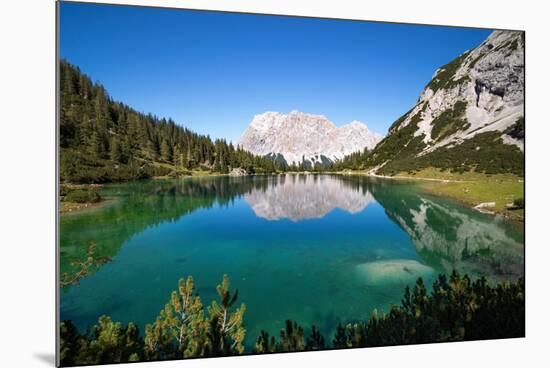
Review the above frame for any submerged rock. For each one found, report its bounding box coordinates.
[355,259,434,285]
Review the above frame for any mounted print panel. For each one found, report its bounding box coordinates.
[57,1,525,366]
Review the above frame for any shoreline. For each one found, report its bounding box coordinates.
[399,174,524,224]
[60,200,108,215]
[419,182,525,226]
[60,170,524,223]
[337,169,524,224]
[340,170,470,183]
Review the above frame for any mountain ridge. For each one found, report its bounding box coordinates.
[364,30,524,176]
[238,110,383,167]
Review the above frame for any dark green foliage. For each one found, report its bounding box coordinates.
[253,322,324,353]
[430,100,469,141]
[305,325,325,350]
[513,198,524,209]
[59,321,86,366]
[60,272,524,365]
[60,60,282,183]
[331,272,524,348]
[332,322,369,348]
[332,323,349,348]
[85,317,142,364]
[254,330,277,353]
[509,38,519,52]
[387,107,414,134]
[506,117,525,140]
[362,106,427,170]
[426,131,523,175]
[378,131,524,176]
[59,317,143,366]
[63,188,101,204]
[141,164,173,178]
[265,153,287,167]
[60,148,149,183]
[425,51,471,92]
[277,320,305,352]
[333,146,372,171]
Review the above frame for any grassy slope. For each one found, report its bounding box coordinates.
[402,168,524,221]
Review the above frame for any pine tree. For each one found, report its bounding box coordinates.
[109,137,122,162]
[77,316,143,365]
[160,140,171,162]
[88,130,105,160]
[254,330,277,353]
[277,320,305,352]
[144,276,209,359]
[207,274,246,355]
[305,325,325,350]
[59,320,87,366]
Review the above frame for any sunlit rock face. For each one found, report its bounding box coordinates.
[244,174,375,221]
[389,30,524,153]
[237,111,383,167]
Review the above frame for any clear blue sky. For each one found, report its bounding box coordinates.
[60,2,492,142]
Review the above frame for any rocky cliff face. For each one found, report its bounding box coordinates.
[369,30,524,175]
[237,111,382,167]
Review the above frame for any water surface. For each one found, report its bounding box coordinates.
[60,174,524,348]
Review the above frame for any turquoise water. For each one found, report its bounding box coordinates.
[60,174,524,348]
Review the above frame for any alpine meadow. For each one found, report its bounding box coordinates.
[58,3,525,366]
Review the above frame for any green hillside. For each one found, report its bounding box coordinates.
[59,60,282,184]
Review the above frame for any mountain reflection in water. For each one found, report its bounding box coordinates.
[241,174,523,282]
[245,174,375,221]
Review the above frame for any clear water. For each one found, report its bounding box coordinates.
[60,174,524,348]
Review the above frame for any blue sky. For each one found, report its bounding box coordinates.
[60,2,491,142]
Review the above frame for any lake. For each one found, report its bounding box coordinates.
[60,174,524,348]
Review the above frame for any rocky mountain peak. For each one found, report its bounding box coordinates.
[238,111,382,167]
